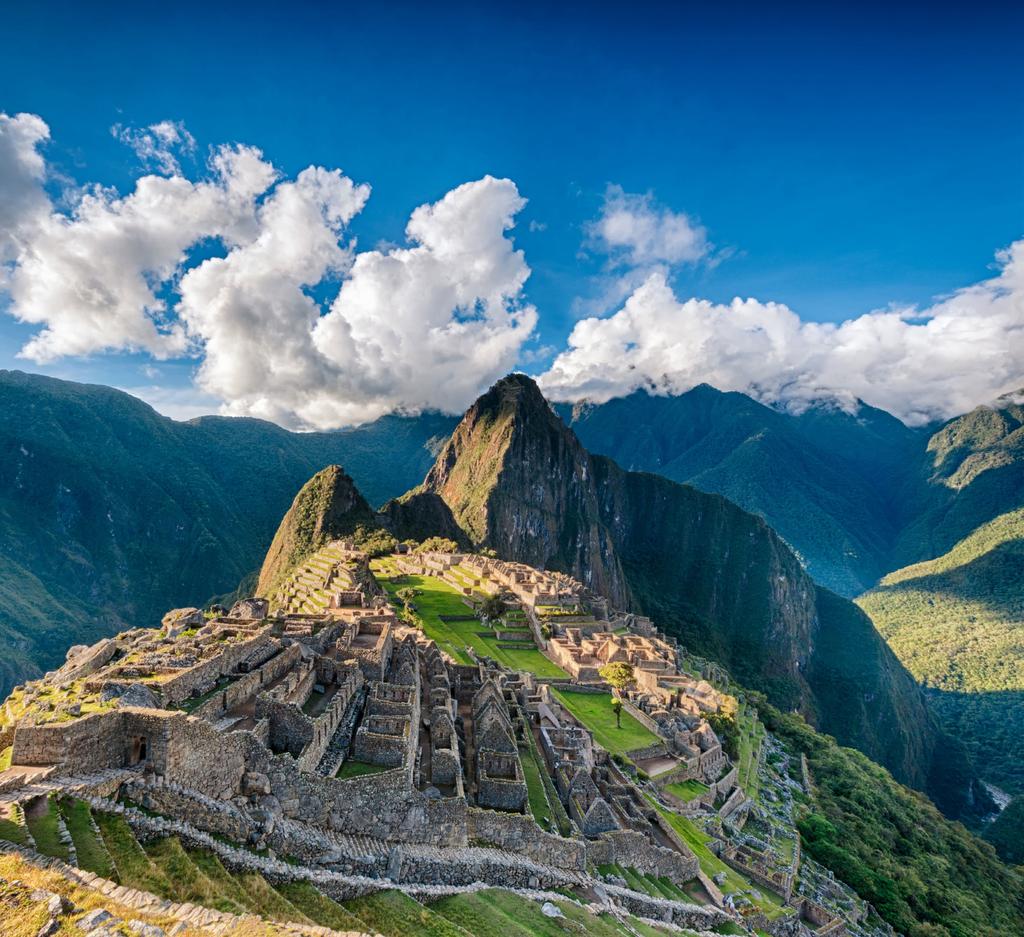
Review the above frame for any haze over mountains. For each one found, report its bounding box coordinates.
[2,367,1021,819]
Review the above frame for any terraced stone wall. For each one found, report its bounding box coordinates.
[587,828,699,885]
[190,644,302,722]
[159,632,279,705]
[467,808,586,869]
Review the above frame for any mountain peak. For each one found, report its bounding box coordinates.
[256,464,376,597]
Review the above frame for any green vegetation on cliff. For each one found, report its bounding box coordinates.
[756,695,1024,937]
[255,464,377,597]
[858,508,1024,796]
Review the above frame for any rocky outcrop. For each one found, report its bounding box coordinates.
[257,466,378,597]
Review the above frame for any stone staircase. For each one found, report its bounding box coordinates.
[0,767,132,808]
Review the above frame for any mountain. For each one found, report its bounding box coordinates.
[387,374,964,807]
[893,397,1024,568]
[556,386,923,596]
[0,369,455,696]
[859,507,1024,798]
[256,465,378,597]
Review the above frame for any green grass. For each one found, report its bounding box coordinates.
[373,566,567,677]
[275,881,368,931]
[551,689,659,755]
[519,745,552,827]
[187,848,258,910]
[236,872,315,923]
[23,795,68,860]
[58,798,114,879]
[0,745,11,771]
[646,796,786,919]
[336,759,389,779]
[144,836,247,914]
[664,779,709,802]
[0,804,29,845]
[343,889,466,937]
[736,705,764,798]
[94,812,172,895]
[429,888,670,937]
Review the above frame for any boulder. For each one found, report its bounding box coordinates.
[540,902,564,918]
[161,608,204,637]
[229,597,269,620]
[116,683,161,710]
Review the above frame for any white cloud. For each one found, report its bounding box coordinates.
[117,384,222,422]
[5,111,1022,430]
[587,184,710,268]
[5,131,277,362]
[0,113,50,268]
[112,119,196,175]
[540,242,1024,425]
[186,175,537,428]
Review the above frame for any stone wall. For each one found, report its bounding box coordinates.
[190,644,301,722]
[11,710,125,771]
[467,809,586,869]
[588,828,699,885]
[259,752,467,846]
[159,632,278,705]
[122,708,262,800]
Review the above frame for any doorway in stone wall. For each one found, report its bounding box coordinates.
[129,735,149,764]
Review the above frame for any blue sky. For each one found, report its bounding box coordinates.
[1,0,1023,424]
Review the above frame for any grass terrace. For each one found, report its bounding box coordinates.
[428,887,675,937]
[372,561,567,677]
[335,759,389,780]
[551,689,660,756]
[737,704,765,799]
[665,779,709,802]
[646,796,787,920]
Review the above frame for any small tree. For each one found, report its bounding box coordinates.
[395,586,420,619]
[479,594,506,622]
[599,661,636,729]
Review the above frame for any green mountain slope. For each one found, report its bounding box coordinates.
[388,374,962,807]
[858,507,1024,693]
[758,695,1024,937]
[256,465,378,597]
[858,507,1024,796]
[0,370,454,696]
[558,387,923,596]
[893,397,1024,566]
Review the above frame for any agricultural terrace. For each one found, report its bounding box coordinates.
[371,559,567,677]
[646,796,787,920]
[736,703,765,799]
[551,688,660,755]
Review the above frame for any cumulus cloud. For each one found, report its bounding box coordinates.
[113,119,197,175]
[0,112,50,268]
[0,112,537,428]
[587,184,710,268]
[185,174,537,427]
[4,121,277,361]
[540,242,1024,425]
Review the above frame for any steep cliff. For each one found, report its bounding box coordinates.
[256,465,377,597]
[395,374,953,798]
